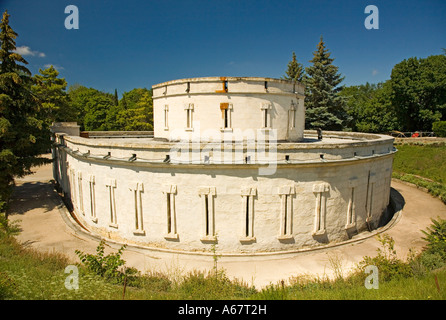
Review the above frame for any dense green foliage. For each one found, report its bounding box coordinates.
[341,54,446,133]
[390,55,446,132]
[304,36,349,130]
[340,82,398,133]
[68,85,153,131]
[105,87,153,131]
[433,121,446,137]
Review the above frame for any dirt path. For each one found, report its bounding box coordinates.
[7,159,446,288]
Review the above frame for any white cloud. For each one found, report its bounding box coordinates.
[14,45,46,58]
[44,64,64,70]
[372,69,379,76]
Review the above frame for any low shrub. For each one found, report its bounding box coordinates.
[75,239,138,285]
[416,217,446,273]
[0,213,21,239]
[0,271,16,299]
[422,218,446,257]
[357,234,414,282]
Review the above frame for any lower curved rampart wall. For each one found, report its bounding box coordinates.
[53,132,395,254]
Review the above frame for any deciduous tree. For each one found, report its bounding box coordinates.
[341,82,398,133]
[68,85,114,131]
[390,54,446,131]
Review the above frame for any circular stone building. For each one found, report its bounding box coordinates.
[52,77,396,255]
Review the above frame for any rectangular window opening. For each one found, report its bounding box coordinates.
[205,195,210,236]
[186,109,191,128]
[89,184,94,215]
[350,188,355,218]
[312,183,329,236]
[348,188,355,226]
[290,109,296,128]
[164,186,178,239]
[245,196,250,237]
[167,194,171,234]
[200,188,216,241]
[316,194,322,232]
[279,191,294,240]
[112,188,117,225]
[164,106,168,129]
[89,177,96,222]
[283,195,288,233]
[78,174,84,215]
[109,188,114,223]
[134,190,139,230]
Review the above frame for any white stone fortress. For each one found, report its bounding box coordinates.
[52,77,396,255]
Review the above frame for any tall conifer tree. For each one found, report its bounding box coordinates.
[283,52,304,82]
[0,10,49,212]
[113,88,118,106]
[304,36,349,130]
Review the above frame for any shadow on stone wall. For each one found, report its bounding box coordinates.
[378,187,405,228]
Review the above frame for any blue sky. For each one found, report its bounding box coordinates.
[1,0,445,95]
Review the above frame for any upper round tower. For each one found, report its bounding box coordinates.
[152,77,305,142]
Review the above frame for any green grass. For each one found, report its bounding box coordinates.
[0,234,257,300]
[393,144,446,183]
[393,143,446,204]
[0,236,121,300]
[1,231,446,300]
[254,270,446,300]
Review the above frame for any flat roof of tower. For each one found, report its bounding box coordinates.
[152,76,303,89]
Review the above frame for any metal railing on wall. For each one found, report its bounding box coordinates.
[388,131,436,138]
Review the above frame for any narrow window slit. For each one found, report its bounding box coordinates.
[245,196,250,237]
[205,195,210,236]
